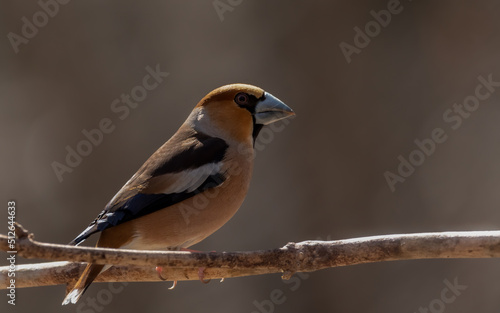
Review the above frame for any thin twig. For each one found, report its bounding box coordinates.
[1,223,500,289]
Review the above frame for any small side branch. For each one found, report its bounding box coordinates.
[1,223,500,289]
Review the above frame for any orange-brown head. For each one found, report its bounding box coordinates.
[189,84,295,143]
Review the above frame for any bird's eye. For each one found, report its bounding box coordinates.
[235,93,249,106]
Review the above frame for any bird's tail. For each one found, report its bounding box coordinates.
[62,263,105,305]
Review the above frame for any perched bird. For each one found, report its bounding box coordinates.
[62,83,295,305]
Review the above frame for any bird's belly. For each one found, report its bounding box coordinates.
[125,172,252,250]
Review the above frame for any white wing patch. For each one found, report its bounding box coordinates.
[145,162,223,195]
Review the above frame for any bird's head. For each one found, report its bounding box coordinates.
[190,84,295,143]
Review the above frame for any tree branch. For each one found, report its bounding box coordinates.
[2,223,500,289]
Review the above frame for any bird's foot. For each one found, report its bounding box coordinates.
[156,266,177,289]
[198,267,211,284]
[180,248,212,284]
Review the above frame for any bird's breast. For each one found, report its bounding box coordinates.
[122,143,255,250]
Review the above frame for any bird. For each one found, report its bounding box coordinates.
[62,83,295,305]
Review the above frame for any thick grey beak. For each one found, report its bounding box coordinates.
[254,92,295,125]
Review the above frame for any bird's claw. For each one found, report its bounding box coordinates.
[156,266,177,289]
[180,249,213,284]
[198,267,211,284]
[168,280,177,290]
[156,266,167,280]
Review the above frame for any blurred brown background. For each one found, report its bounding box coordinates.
[2,1,500,312]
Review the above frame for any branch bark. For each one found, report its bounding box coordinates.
[1,223,500,289]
